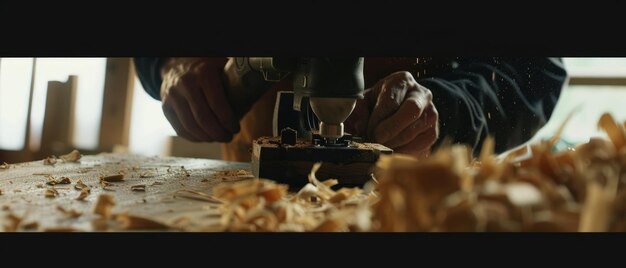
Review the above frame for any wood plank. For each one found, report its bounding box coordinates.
[98,58,135,152]
[39,75,78,158]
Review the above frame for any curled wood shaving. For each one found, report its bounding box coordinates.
[43,156,57,165]
[130,184,146,192]
[93,194,115,218]
[45,188,59,198]
[59,149,81,162]
[0,162,9,169]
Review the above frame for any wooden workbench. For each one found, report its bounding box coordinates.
[0,153,252,232]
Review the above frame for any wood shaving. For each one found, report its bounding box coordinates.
[115,212,171,230]
[45,188,58,198]
[13,189,21,193]
[0,162,9,169]
[91,218,109,231]
[173,189,222,203]
[151,181,164,186]
[74,179,89,191]
[57,206,82,218]
[76,188,90,200]
[367,112,626,232]
[0,189,2,195]
[43,227,82,232]
[3,213,22,232]
[59,149,81,162]
[43,156,57,165]
[21,221,39,230]
[100,174,124,182]
[93,194,115,218]
[180,166,190,177]
[139,171,155,178]
[131,184,146,192]
[46,177,71,186]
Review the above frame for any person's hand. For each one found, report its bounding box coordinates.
[160,57,240,142]
[345,71,439,158]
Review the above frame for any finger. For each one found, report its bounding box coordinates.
[394,127,439,157]
[372,89,431,144]
[366,72,413,139]
[162,102,201,142]
[377,102,437,147]
[179,76,233,141]
[166,91,212,141]
[199,62,240,134]
[344,98,369,137]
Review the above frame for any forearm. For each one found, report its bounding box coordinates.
[419,57,568,155]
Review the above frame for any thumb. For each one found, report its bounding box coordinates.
[344,98,370,138]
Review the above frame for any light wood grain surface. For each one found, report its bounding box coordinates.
[0,153,251,231]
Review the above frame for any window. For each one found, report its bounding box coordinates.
[0,58,106,151]
[531,58,626,145]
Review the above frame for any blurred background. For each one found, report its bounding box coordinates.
[0,57,624,163]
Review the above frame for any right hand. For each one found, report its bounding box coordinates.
[159,57,240,142]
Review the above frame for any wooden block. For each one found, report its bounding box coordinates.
[167,136,223,160]
[40,75,78,157]
[252,136,392,188]
[98,58,135,152]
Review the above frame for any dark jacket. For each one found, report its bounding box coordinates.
[134,57,568,155]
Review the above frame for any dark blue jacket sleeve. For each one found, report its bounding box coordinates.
[133,57,166,100]
[417,57,568,155]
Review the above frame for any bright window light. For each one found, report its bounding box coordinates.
[0,58,34,150]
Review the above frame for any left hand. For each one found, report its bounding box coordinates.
[344,71,439,158]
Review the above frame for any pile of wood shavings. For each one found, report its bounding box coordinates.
[193,164,376,232]
[203,112,626,232]
[372,112,626,232]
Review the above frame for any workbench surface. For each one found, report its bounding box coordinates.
[0,153,252,231]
